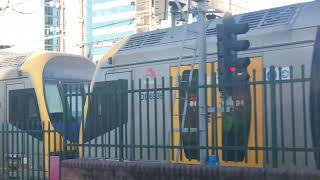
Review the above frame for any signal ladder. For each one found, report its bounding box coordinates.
[171,0,204,162]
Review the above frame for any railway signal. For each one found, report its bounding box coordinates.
[217,16,251,97]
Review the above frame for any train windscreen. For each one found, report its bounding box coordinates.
[43,56,95,142]
[310,27,320,169]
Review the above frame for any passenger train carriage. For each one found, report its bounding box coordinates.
[83,1,320,169]
[0,51,95,177]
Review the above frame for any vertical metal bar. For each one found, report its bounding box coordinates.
[161,77,166,160]
[178,75,183,161]
[131,79,135,161]
[187,77,192,161]
[62,85,68,160]
[54,121,56,155]
[253,70,259,163]
[26,122,29,179]
[124,87,128,161]
[289,66,296,165]
[94,93,98,158]
[20,122,23,179]
[270,66,278,168]
[118,82,124,161]
[146,78,151,160]
[81,84,85,158]
[2,124,5,179]
[106,89,111,159]
[139,79,143,160]
[22,122,25,180]
[114,86,118,159]
[301,65,308,166]
[0,123,6,179]
[278,67,285,164]
[48,122,51,180]
[213,72,218,157]
[204,74,209,159]
[10,121,14,178]
[232,80,238,162]
[87,83,91,158]
[196,77,201,162]
[210,65,214,155]
[32,121,35,179]
[99,93,104,159]
[263,68,269,165]
[5,122,8,179]
[154,78,158,160]
[42,122,45,180]
[243,78,249,164]
[170,76,174,161]
[75,84,79,152]
[16,122,19,179]
[222,79,228,161]
[37,122,40,180]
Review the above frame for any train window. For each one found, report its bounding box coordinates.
[179,69,251,162]
[222,79,251,162]
[44,81,86,142]
[84,80,128,142]
[180,70,199,160]
[44,82,64,134]
[9,89,43,140]
[45,82,63,114]
[63,84,86,142]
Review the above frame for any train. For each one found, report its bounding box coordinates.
[0,51,95,178]
[81,0,320,169]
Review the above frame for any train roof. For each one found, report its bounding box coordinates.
[0,52,30,69]
[0,51,93,80]
[103,0,320,68]
[119,1,319,52]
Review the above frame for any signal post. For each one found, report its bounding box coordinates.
[197,0,208,164]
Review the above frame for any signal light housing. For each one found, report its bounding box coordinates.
[217,16,251,97]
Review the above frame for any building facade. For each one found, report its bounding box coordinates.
[0,0,82,54]
[84,0,245,62]
[86,0,136,62]
[44,0,63,51]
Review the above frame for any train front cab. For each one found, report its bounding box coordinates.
[170,57,264,168]
[7,52,95,176]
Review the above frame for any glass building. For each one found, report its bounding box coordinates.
[44,0,61,51]
[86,0,136,61]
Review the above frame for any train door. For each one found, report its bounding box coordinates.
[170,57,264,168]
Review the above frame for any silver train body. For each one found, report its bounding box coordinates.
[86,1,320,169]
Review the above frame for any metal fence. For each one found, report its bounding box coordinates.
[0,122,46,180]
[0,65,319,179]
[78,65,318,169]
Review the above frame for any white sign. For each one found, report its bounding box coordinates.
[265,67,291,81]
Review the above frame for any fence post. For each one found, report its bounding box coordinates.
[270,66,278,168]
[118,80,125,161]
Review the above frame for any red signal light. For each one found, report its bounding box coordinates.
[228,66,236,73]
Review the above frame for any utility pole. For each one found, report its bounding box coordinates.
[197,0,207,164]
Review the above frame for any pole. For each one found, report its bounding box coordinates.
[171,5,177,27]
[197,0,207,164]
